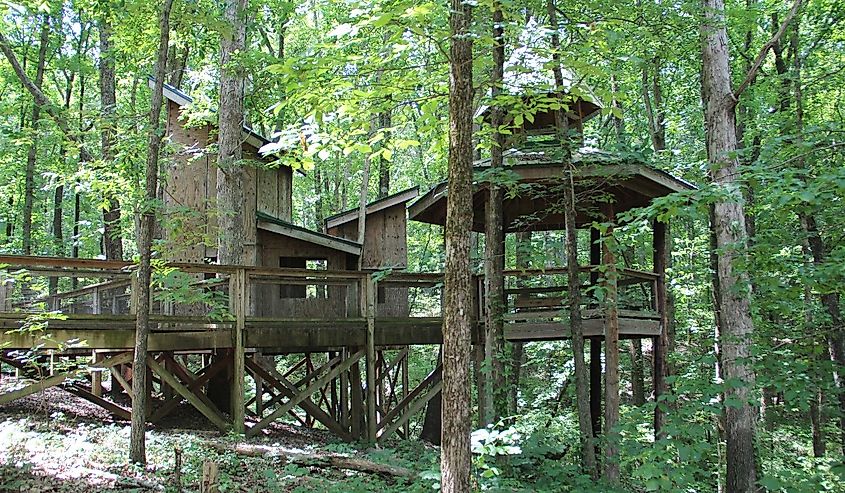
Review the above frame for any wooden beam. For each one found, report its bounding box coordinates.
[92,351,134,368]
[378,365,442,428]
[150,355,228,422]
[231,269,246,434]
[109,366,133,397]
[244,357,353,441]
[146,355,231,432]
[0,372,70,405]
[378,380,442,444]
[247,350,364,437]
[64,384,131,420]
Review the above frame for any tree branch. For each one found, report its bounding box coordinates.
[733,0,802,101]
[0,30,94,162]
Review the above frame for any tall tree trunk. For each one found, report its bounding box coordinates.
[700,0,775,488]
[99,13,124,260]
[22,16,50,256]
[802,213,845,454]
[441,0,474,490]
[129,0,172,465]
[217,0,252,267]
[642,58,666,153]
[547,0,597,476]
[482,0,507,425]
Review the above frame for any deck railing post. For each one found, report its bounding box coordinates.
[231,268,247,434]
[365,274,377,443]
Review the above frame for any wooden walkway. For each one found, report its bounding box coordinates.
[0,255,663,441]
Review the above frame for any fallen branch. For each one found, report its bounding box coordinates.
[206,441,417,479]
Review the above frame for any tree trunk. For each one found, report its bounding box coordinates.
[789,18,843,455]
[129,0,173,464]
[547,0,597,476]
[166,44,190,89]
[802,213,845,454]
[630,340,645,406]
[22,16,50,256]
[377,109,391,199]
[701,0,758,488]
[602,206,620,484]
[217,0,253,267]
[99,13,124,260]
[482,0,507,425]
[440,0,474,490]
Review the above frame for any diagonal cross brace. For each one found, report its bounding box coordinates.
[247,350,364,437]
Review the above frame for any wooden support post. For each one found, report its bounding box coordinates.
[340,348,349,430]
[589,227,602,438]
[653,220,669,436]
[402,347,410,437]
[379,380,443,444]
[365,275,377,443]
[350,354,363,439]
[91,351,102,397]
[231,269,247,434]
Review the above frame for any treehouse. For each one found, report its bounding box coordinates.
[409,98,694,342]
[0,89,693,445]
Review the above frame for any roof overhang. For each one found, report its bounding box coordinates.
[325,187,419,230]
[408,159,695,232]
[257,213,362,256]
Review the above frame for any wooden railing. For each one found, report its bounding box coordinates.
[0,255,660,344]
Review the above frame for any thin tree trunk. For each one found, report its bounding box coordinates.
[802,213,845,454]
[22,16,50,256]
[441,0,474,490]
[99,13,124,260]
[630,340,645,406]
[789,17,843,455]
[482,0,507,425]
[129,0,172,465]
[602,206,620,483]
[509,233,530,415]
[377,109,391,199]
[547,0,597,476]
[356,130,372,268]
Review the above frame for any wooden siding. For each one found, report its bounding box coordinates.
[327,203,409,317]
[162,101,293,263]
[254,230,357,319]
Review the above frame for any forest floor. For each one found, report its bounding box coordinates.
[0,387,438,492]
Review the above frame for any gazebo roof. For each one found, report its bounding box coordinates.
[408,148,695,233]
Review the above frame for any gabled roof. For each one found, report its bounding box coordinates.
[408,148,696,232]
[325,187,419,230]
[256,212,362,256]
[153,79,271,151]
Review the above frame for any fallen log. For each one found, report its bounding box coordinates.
[205,441,417,479]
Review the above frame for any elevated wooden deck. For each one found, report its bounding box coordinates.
[0,256,662,351]
[0,255,664,442]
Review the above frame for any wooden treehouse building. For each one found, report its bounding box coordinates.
[0,88,693,443]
